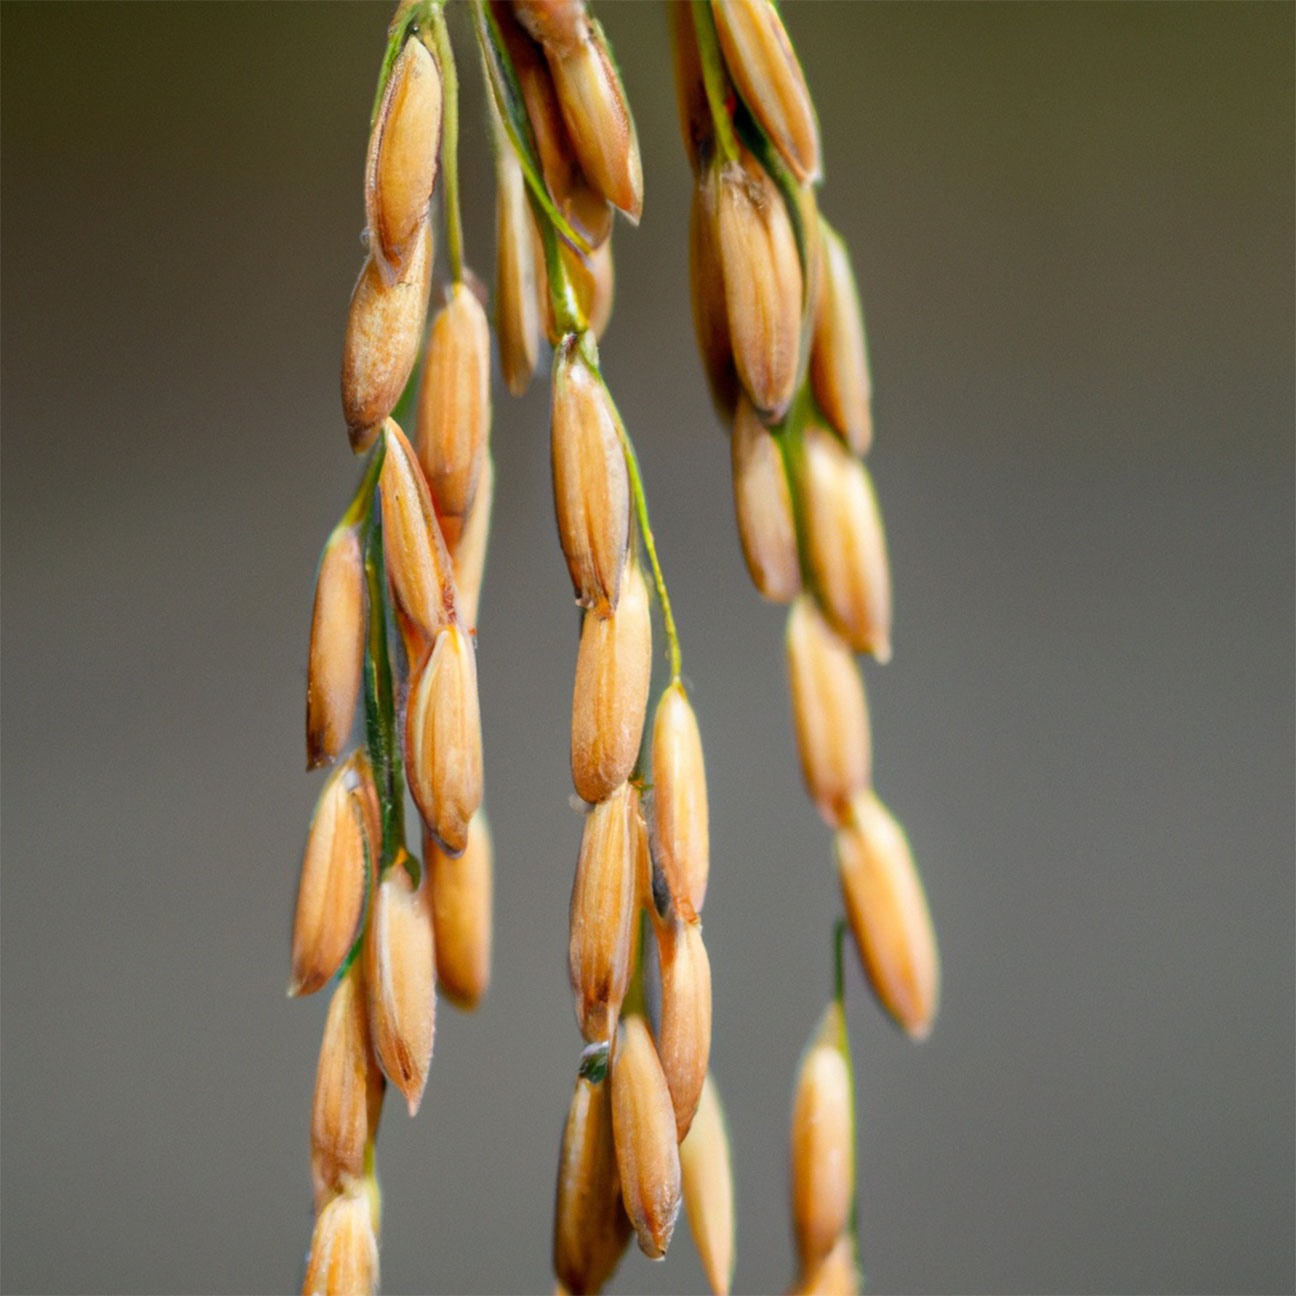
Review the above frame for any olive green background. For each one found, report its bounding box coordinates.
[2,3,1292,1293]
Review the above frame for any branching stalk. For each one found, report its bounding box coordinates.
[360,439,411,881]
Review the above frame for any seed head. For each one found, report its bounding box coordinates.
[405,622,483,857]
[611,1015,683,1260]
[310,963,384,1210]
[379,419,457,639]
[654,916,713,1141]
[650,681,710,916]
[836,791,939,1040]
[290,753,373,998]
[811,220,873,456]
[711,0,821,184]
[426,814,493,1011]
[494,142,541,396]
[551,342,631,613]
[307,525,366,770]
[342,221,433,450]
[680,1073,736,1296]
[571,563,652,804]
[553,1070,632,1295]
[302,1187,379,1296]
[365,35,443,281]
[716,149,802,420]
[416,282,492,548]
[364,855,436,1116]
[569,782,636,1043]
[796,422,891,660]
[790,1001,854,1272]
[786,595,871,826]
[546,20,643,223]
[731,393,800,603]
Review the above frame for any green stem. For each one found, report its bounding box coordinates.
[342,440,387,529]
[425,10,464,283]
[537,211,587,336]
[584,350,684,682]
[690,0,740,165]
[361,442,409,878]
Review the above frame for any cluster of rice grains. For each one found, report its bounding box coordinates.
[292,2,935,1292]
[475,2,731,1291]
[295,3,491,1291]
[673,2,941,1292]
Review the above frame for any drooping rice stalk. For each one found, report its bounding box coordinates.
[672,0,941,1284]
[291,4,934,1290]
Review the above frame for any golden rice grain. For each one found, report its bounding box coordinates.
[711,0,820,184]
[715,150,802,420]
[680,1073,735,1296]
[654,916,713,1141]
[790,1001,853,1272]
[611,1015,683,1260]
[364,856,436,1116]
[731,393,800,603]
[810,220,873,456]
[546,21,643,223]
[568,782,636,1043]
[416,282,491,549]
[553,1070,632,1294]
[785,595,871,826]
[302,1186,379,1296]
[378,419,457,638]
[307,524,366,771]
[796,422,891,661]
[551,341,630,612]
[404,622,483,857]
[426,814,493,1010]
[365,35,443,281]
[836,790,939,1040]
[571,563,652,804]
[290,753,372,998]
[342,221,433,450]
[310,963,385,1210]
[650,681,710,916]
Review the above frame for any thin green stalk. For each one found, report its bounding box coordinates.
[425,10,464,283]
[537,238,682,680]
[361,439,411,881]
[690,0,740,165]
[341,439,387,529]
[612,398,684,683]
[537,211,587,336]
[578,339,683,682]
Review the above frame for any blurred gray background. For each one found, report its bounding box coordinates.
[2,3,1292,1293]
